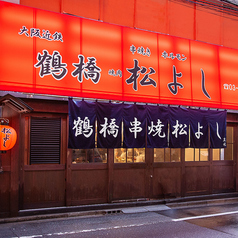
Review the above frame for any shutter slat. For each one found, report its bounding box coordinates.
[30,118,61,164]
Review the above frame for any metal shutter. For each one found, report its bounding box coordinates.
[30,117,61,164]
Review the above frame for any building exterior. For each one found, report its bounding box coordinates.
[1,0,238,218]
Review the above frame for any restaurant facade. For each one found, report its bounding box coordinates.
[1,0,238,217]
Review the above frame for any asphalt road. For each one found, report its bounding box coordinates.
[0,203,238,238]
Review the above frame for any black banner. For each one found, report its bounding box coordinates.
[209,110,227,148]
[68,99,227,149]
[68,99,96,149]
[147,105,168,148]
[169,107,189,148]
[123,103,147,148]
[96,102,123,148]
[189,109,209,148]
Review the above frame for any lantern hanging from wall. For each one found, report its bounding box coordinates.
[0,125,17,151]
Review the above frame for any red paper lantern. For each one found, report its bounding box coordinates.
[0,125,17,151]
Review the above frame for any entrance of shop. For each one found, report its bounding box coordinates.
[183,123,237,197]
[20,112,237,209]
[111,148,182,202]
[21,146,237,209]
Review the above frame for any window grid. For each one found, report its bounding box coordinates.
[154,148,181,162]
[72,148,107,163]
[114,148,145,163]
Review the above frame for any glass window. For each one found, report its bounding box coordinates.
[186,125,234,162]
[212,149,220,161]
[184,148,194,161]
[200,149,209,161]
[185,148,209,161]
[154,148,164,162]
[154,148,181,162]
[212,126,233,161]
[114,148,145,163]
[72,148,107,164]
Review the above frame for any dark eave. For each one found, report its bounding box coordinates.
[0,94,33,113]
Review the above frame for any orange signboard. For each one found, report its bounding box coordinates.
[0,1,238,109]
[190,41,221,108]
[158,34,191,105]
[122,27,159,103]
[219,47,238,109]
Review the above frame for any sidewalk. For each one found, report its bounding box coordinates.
[1,192,238,224]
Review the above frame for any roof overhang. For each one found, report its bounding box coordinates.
[0,94,33,113]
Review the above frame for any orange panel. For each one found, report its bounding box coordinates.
[20,0,61,12]
[196,6,221,45]
[81,18,122,100]
[123,28,159,103]
[168,1,195,40]
[158,34,191,105]
[222,15,238,50]
[102,0,134,27]
[34,9,82,96]
[219,47,238,109]
[62,0,100,20]
[0,2,34,91]
[135,0,167,34]
[190,41,221,107]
